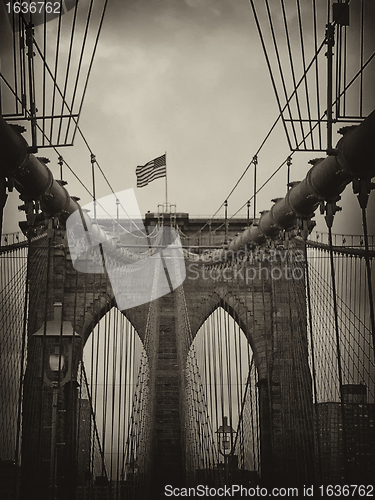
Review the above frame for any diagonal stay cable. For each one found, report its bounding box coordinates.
[280,0,306,148]
[49,2,64,142]
[1,78,146,237]
[57,0,80,144]
[296,0,315,150]
[249,0,292,151]
[64,0,95,143]
[264,0,298,147]
[189,36,327,238]
[193,36,375,236]
[71,0,109,144]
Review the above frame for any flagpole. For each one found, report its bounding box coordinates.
[165,151,168,211]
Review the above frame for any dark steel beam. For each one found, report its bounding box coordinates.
[226,109,375,255]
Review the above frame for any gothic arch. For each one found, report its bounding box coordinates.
[183,278,273,381]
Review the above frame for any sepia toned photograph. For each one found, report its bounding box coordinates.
[0,1,374,498]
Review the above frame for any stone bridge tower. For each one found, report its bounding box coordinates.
[20,213,315,499]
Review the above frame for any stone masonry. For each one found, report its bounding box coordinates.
[20,215,316,499]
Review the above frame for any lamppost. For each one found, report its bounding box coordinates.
[216,416,235,482]
[33,302,82,499]
[48,353,64,500]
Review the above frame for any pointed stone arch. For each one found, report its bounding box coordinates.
[184,304,260,475]
[182,267,273,381]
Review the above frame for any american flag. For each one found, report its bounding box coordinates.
[136,154,166,188]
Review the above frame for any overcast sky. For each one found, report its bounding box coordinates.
[2,0,375,235]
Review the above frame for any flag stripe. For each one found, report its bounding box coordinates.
[137,172,166,187]
[137,167,166,187]
[136,154,166,187]
[137,166,166,182]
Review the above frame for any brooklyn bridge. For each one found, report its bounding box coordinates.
[0,1,374,499]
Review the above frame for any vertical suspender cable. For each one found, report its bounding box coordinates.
[14,234,31,493]
[360,0,365,117]
[303,236,322,482]
[25,22,37,150]
[224,201,228,245]
[224,309,233,453]
[359,201,375,354]
[82,363,107,480]
[286,156,291,193]
[326,23,335,151]
[91,153,97,220]
[110,308,117,482]
[42,8,47,145]
[327,223,349,480]
[116,312,124,496]
[37,225,53,491]
[253,155,258,221]
[312,0,322,147]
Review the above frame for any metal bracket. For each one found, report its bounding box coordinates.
[352,178,375,210]
[320,198,342,229]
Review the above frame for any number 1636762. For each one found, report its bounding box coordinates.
[319,485,374,497]
[5,2,61,14]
